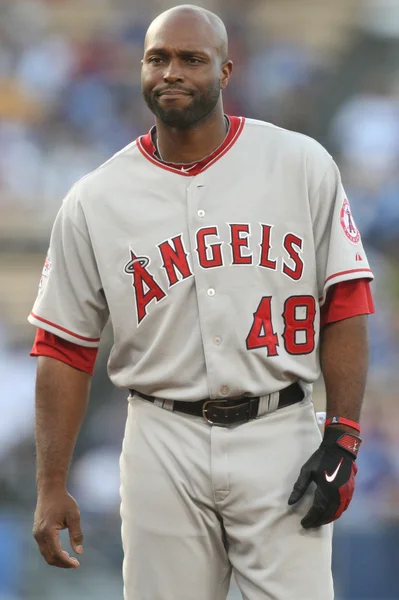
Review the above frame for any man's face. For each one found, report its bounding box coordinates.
[141,24,225,129]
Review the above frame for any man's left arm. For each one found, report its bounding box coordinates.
[321,314,369,433]
[288,312,370,528]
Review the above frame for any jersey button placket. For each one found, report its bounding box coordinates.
[187,179,231,399]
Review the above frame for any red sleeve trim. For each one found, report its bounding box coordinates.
[324,268,373,286]
[31,328,98,375]
[320,279,375,327]
[30,312,101,342]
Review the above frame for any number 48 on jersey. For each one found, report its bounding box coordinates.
[246,295,316,356]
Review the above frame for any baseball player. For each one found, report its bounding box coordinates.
[29,5,374,600]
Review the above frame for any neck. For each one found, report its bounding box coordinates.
[155,104,227,164]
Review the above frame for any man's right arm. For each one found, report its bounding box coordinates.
[33,356,91,568]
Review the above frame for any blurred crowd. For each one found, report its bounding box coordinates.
[1,1,399,599]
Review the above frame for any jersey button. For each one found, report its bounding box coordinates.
[214,336,222,346]
[207,288,215,297]
[197,209,205,218]
[219,385,230,396]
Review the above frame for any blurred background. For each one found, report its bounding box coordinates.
[0,0,398,598]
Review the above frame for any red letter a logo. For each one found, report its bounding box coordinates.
[124,251,166,323]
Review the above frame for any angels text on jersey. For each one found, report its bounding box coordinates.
[124,222,305,324]
[123,221,318,359]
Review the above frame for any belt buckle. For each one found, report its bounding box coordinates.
[202,399,251,426]
[202,399,225,426]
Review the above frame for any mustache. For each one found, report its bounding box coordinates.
[154,86,195,96]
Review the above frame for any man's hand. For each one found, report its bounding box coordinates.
[288,427,361,528]
[33,488,84,568]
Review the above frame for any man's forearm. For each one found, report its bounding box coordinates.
[35,356,91,491]
[320,315,369,431]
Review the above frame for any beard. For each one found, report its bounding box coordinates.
[142,80,221,129]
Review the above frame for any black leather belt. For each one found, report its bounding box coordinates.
[129,382,304,426]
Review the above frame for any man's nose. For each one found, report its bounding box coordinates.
[163,60,184,83]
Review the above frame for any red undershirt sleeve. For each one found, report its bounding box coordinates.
[30,328,99,375]
[320,278,375,328]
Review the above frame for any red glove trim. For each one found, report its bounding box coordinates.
[325,462,357,524]
[337,433,361,458]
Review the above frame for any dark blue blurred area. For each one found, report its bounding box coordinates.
[0,1,398,599]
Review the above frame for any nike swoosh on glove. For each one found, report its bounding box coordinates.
[288,426,361,529]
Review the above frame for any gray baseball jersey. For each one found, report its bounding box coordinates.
[29,116,373,400]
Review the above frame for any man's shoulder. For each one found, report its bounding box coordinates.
[76,139,141,192]
[242,117,332,165]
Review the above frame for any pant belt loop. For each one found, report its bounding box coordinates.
[257,391,280,417]
[154,398,164,408]
[162,399,174,412]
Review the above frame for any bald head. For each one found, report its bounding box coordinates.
[145,5,228,63]
[141,5,233,129]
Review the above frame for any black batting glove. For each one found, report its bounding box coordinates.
[288,427,361,529]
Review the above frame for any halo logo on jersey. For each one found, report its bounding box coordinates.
[340,199,360,244]
[124,256,150,271]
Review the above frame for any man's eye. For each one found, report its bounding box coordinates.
[149,57,164,64]
[187,58,201,64]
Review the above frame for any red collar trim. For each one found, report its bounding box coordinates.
[136,116,245,176]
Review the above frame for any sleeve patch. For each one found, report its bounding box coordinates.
[340,199,360,245]
[39,253,52,290]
